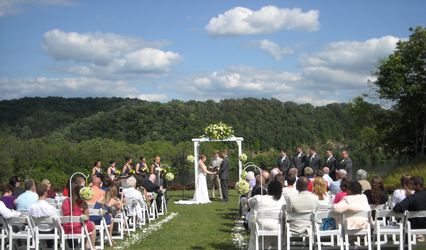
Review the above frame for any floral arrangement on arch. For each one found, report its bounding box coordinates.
[204,122,234,140]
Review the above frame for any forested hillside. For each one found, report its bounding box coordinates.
[0,97,398,187]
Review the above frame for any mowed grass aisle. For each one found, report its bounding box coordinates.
[120,189,243,250]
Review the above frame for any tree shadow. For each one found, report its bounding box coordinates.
[190,246,206,250]
[209,242,238,250]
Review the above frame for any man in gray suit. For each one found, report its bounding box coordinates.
[307,146,321,172]
[219,149,229,202]
[338,150,353,179]
[286,177,319,234]
[292,146,306,176]
[277,149,291,176]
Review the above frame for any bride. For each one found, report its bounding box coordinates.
[176,154,216,204]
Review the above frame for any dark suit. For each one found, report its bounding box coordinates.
[219,156,229,201]
[292,153,306,176]
[277,156,291,176]
[307,153,321,172]
[338,157,353,179]
[324,156,338,180]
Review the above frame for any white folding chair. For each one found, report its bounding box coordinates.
[111,209,127,240]
[406,210,426,250]
[312,210,343,250]
[55,216,93,250]
[285,211,314,250]
[158,195,167,216]
[373,209,405,250]
[254,209,283,250]
[31,216,60,250]
[0,216,9,250]
[342,210,372,250]
[6,214,35,250]
[89,208,112,249]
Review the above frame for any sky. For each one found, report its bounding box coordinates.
[0,0,425,105]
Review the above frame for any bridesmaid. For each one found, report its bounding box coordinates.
[150,155,163,187]
[122,156,133,177]
[91,161,102,177]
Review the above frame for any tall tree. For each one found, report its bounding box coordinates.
[373,26,426,157]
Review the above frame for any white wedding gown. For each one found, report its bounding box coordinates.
[175,164,211,205]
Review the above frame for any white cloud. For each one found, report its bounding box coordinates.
[300,35,402,89]
[0,0,73,16]
[254,39,293,61]
[42,29,181,74]
[0,77,168,101]
[206,6,320,36]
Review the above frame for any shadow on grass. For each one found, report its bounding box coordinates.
[209,242,238,250]
[190,246,206,250]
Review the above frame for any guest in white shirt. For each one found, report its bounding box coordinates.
[322,167,333,187]
[122,176,145,217]
[28,183,57,232]
[330,169,347,195]
[15,179,38,211]
[282,174,298,201]
[248,180,286,250]
[391,175,414,208]
[0,200,20,219]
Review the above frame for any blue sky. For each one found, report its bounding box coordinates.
[0,0,425,105]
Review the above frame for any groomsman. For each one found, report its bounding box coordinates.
[277,149,291,176]
[307,146,321,172]
[292,146,306,176]
[338,150,353,179]
[324,150,338,180]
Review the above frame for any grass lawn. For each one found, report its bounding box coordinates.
[113,189,245,250]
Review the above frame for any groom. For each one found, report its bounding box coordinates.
[219,149,229,202]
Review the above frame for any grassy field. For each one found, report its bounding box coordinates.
[113,189,245,250]
[383,159,426,187]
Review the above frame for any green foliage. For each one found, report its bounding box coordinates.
[382,158,426,187]
[373,26,426,157]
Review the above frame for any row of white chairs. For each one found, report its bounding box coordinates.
[0,191,168,250]
[253,209,426,250]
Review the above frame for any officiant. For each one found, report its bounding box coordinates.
[209,151,223,199]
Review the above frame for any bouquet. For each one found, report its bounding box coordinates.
[115,170,121,176]
[239,153,248,162]
[186,155,195,163]
[79,187,94,201]
[165,172,175,181]
[235,180,250,196]
[204,122,234,140]
[129,169,136,175]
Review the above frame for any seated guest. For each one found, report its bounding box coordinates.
[282,174,298,201]
[142,174,163,211]
[322,167,333,187]
[0,184,16,209]
[286,168,299,185]
[41,179,57,199]
[275,174,285,189]
[270,168,282,179]
[333,177,350,204]
[356,169,371,192]
[304,167,314,181]
[15,179,38,211]
[286,177,319,235]
[391,175,413,208]
[332,181,370,230]
[246,171,256,189]
[262,170,270,184]
[91,185,122,242]
[393,176,426,230]
[61,185,95,249]
[63,175,85,197]
[330,169,347,195]
[312,177,330,206]
[0,200,20,218]
[9,176,24,198]
[122,176,145,216]
[28,183,57,248]
[364,176,388,207]
[87,176,105,205]
[248,180,286,250]
[251,175,267,197]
